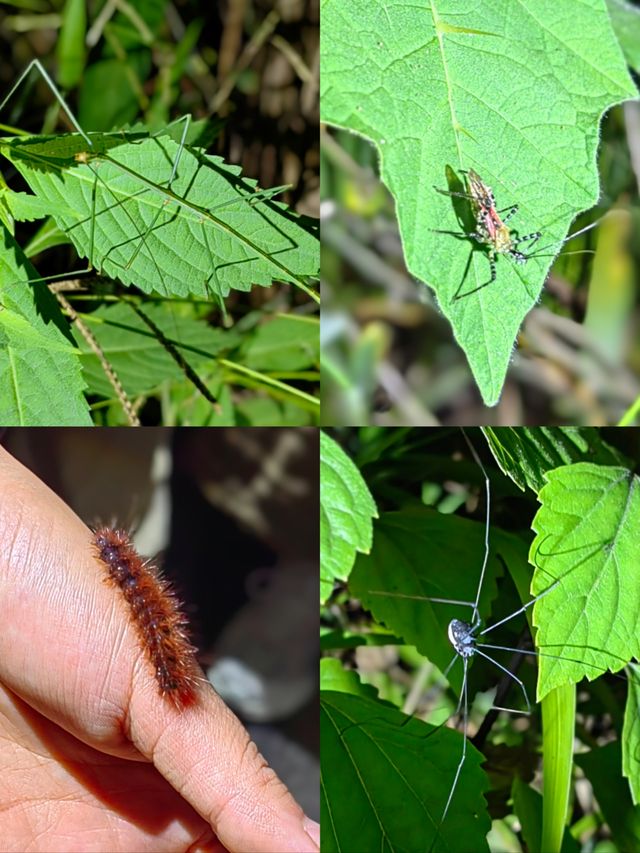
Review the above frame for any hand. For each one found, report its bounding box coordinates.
[0,446,320,853]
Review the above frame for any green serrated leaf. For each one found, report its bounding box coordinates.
[484,427,627,492]
[0,226,91,425]
[321,685,490,853]
[1,132,319,299]
[321,0,636,405]
[320,431,378,603]
[530,463,640,698]
[623,662,640,806]
[1,188,78,223]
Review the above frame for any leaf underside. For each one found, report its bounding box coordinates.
[321,0,636,404]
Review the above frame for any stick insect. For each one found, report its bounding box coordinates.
[0,61,315,300]
[334,428,640,853]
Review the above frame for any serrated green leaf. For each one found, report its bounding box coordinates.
[0,226,91,425]
[321,685,490,853]
[484,427,626,492]
[1,132,319,299]
[321,0,636,405]
[320,431,378,603]
[623,662,640,807]
[530,463,640,700]
[1,188,78,223]
[75,301,238,398]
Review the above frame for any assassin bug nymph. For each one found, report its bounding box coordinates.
[433,169,542,300]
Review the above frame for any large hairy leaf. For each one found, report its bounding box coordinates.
[321,0,636,405]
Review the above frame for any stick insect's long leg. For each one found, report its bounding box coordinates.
[0,59,92,147]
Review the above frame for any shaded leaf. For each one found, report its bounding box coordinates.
[240,314,319,371]
[0,226,91,425]
[575,741,640,852]
[349,507,501,695]
[75,301,238,397]
[484,427,626,493]
[321,684,490,853]
[320,431,378,603]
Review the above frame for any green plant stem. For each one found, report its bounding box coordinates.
[618,396,640,426]
[541,684,576,853]
[218,358,320,408]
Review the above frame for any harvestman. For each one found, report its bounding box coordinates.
[368,431,634,850]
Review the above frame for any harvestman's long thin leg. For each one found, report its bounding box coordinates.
[477,641,625,677]
[460,428,490,629]
[435,655,469,846]
[474,647,531,711]
[477,579,560,638]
